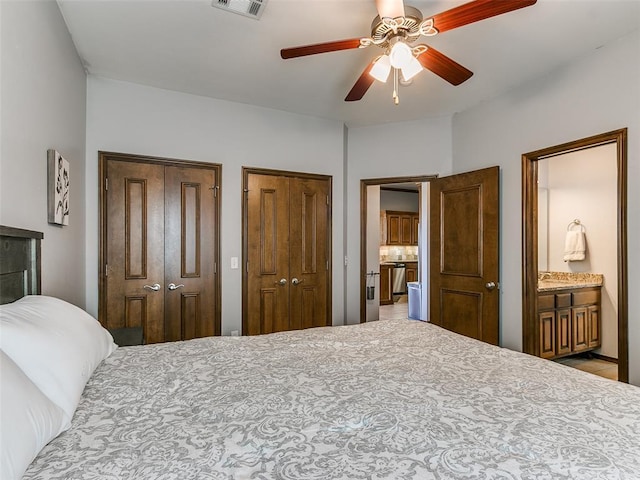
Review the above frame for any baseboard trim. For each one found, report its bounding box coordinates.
[591,353,618,364]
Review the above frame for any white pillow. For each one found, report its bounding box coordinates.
[0,295,117,423]
[1,350,67,480]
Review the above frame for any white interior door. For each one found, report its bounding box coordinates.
[419,182,430,321]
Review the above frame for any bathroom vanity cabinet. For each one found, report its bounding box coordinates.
[538,286,601,359]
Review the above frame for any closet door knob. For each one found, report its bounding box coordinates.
[143,283,161,291]
[168,283,185,291]
[291,278,303,285]
[485,281,497,290]
[275,278,287,286]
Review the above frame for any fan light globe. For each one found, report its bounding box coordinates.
[389,41,413,69]
[370,55,391,82]
[401,56,423,81]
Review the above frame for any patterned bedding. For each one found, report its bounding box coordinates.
[24,319,640,479]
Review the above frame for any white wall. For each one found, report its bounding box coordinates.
[365,185,380,322]
[84,77,346,334]
[537,187,549,271]
[545,144,618,358]
[0,1,87,307]
[380,190,419,211]
[345,116,453,324]
[452,30,640,384]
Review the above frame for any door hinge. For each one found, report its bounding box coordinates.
[326,260,329,270]
[209,185,218,197]
[213,262,217,274]
[104,264,108,277]
[326,195,329,205]
[105,178,108,191]
[246,262,249,273]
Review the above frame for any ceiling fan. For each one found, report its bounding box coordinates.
[280,0,537,104]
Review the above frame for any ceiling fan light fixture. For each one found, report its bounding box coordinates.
[370,55,391,82]
[401,55,422,81]
[388,40,413,69]
[281,0,538,103]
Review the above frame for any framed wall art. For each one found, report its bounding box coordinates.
[47,149,70,226]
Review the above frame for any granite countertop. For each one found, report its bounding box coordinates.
[380,259,418,265]
[537,271,604,292]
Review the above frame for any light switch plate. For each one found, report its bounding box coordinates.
[230,257,239,269]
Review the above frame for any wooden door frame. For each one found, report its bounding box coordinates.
[241,167,333,334]
[522,129,628,382]
[98,151,222,335]
[360,175,437,324]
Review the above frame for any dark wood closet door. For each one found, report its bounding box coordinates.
[289,177,330,330]
[101,153,220,344]
[104,161,166,343]
[164,165,218,341]
[244,170,331,335]
[245,173,291,335]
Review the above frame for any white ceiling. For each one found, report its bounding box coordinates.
[57,0,640,127]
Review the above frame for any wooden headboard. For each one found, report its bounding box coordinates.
[0,225,43,305]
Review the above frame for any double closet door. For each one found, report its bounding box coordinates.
[244,170,332,335]
[100,153,221,344]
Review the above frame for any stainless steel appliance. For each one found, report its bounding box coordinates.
[392,263,406,294]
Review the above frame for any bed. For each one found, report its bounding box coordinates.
[2,227,640,479]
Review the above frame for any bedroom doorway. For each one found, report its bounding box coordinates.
[242,168,332,335]
[362,176,433,325]
[522,129,628,383]
[361,167,500,345]
[99,152,221,344]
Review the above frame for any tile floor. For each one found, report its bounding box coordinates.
[379,296,409,321]
[380,300,619,382]
[554,355,618,381]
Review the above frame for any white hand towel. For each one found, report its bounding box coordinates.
[563,230,586,262]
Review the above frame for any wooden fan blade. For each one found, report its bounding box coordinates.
[375,0,405,19]
[430,0,537,34]
[417,47,473,86]
[345,61,377,102]
[281,39,363,59]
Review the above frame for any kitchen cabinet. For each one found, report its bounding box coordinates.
[537,286,601,359]
[411,215,420,245]
[380,264,394,305]
[385,210,419,245]
[405,262,418,284]
[386,212,403,245]
[380,211,387,246]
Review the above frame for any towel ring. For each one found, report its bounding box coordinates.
[567,219,585,232]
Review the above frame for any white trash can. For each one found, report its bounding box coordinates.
[407,282,422,320]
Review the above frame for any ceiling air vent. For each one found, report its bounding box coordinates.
[211,0,268,20]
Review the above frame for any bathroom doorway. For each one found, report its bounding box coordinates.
[522,129,628,382]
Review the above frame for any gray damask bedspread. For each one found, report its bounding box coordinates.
[24,319,640,479]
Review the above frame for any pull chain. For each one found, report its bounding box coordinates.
[392,68,399,105]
